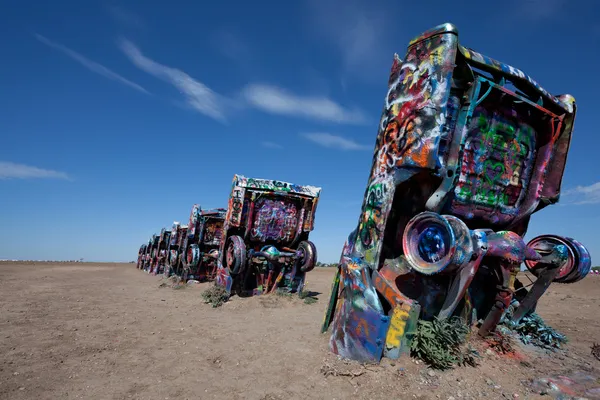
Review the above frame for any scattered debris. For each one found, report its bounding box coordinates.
[320,361,372,378]
[527,371,600,399]
[457,346,482,368]
[486,331,515,355]
[592,343,600,361]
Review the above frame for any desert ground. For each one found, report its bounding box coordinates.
[1,262,599,400]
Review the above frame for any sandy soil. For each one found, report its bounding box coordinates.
[1,262,599,400]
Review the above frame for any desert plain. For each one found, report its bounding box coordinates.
[1,262,599,400]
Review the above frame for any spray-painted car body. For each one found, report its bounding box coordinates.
[150,228,171,275]
[141,234,159,273]
[142,237,153,270]
[321,23,591,363]
[216,174,322,296]
[180,205,226,281]
[137,244,147,269]
[163,221,182,277]
[166,223,188,277]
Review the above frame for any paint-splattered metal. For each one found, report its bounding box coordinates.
[322,22,592,363]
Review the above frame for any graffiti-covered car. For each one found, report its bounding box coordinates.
[216,174,322,296]
[141,237,153,270]
[321,23,591,363]
[168,223,188,278]
[187,208,226,281]
[163,221,182,277]
[143,233,159,273]
[180,205,226,282]
[137,244,147,269]
[149,228,171,275]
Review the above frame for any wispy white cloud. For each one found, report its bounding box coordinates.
[305,0,389,78]
[301,132,370,151]
[262,141,283,149]
[34,34,149,95]
[115,38,363,124]
[118,38,226,122]
[108,5,145,29]
[563,182,600,205]
[242,84,366,124]
[0,161,71,180]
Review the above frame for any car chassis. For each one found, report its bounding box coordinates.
[216,174,322,296]
[321,23,592,363]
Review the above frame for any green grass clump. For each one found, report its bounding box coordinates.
[274,289,293,298]
[410,317,479,370]
[201,285,230,308]
[298,288,318,305]
[303,297,318,305]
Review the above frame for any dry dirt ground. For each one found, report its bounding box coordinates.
[1,262,599,400]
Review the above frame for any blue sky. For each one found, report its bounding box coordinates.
[0,0,599,263]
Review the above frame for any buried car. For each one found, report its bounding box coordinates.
[215,174,322,296]
[137,244,147,269]
[321,23,591,363]
[163,221,182,277]
[180,205,226,282]
[142,233,159,273]
[150,228,171,275]
[166,223,188,278]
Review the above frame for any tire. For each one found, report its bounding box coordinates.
[562,237,592,283]
[297,240,317,273]
[525,235,592,284]
[225,235,246,275]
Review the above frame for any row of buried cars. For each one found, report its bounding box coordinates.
[137,174,322,297]
[138,23,593,364]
